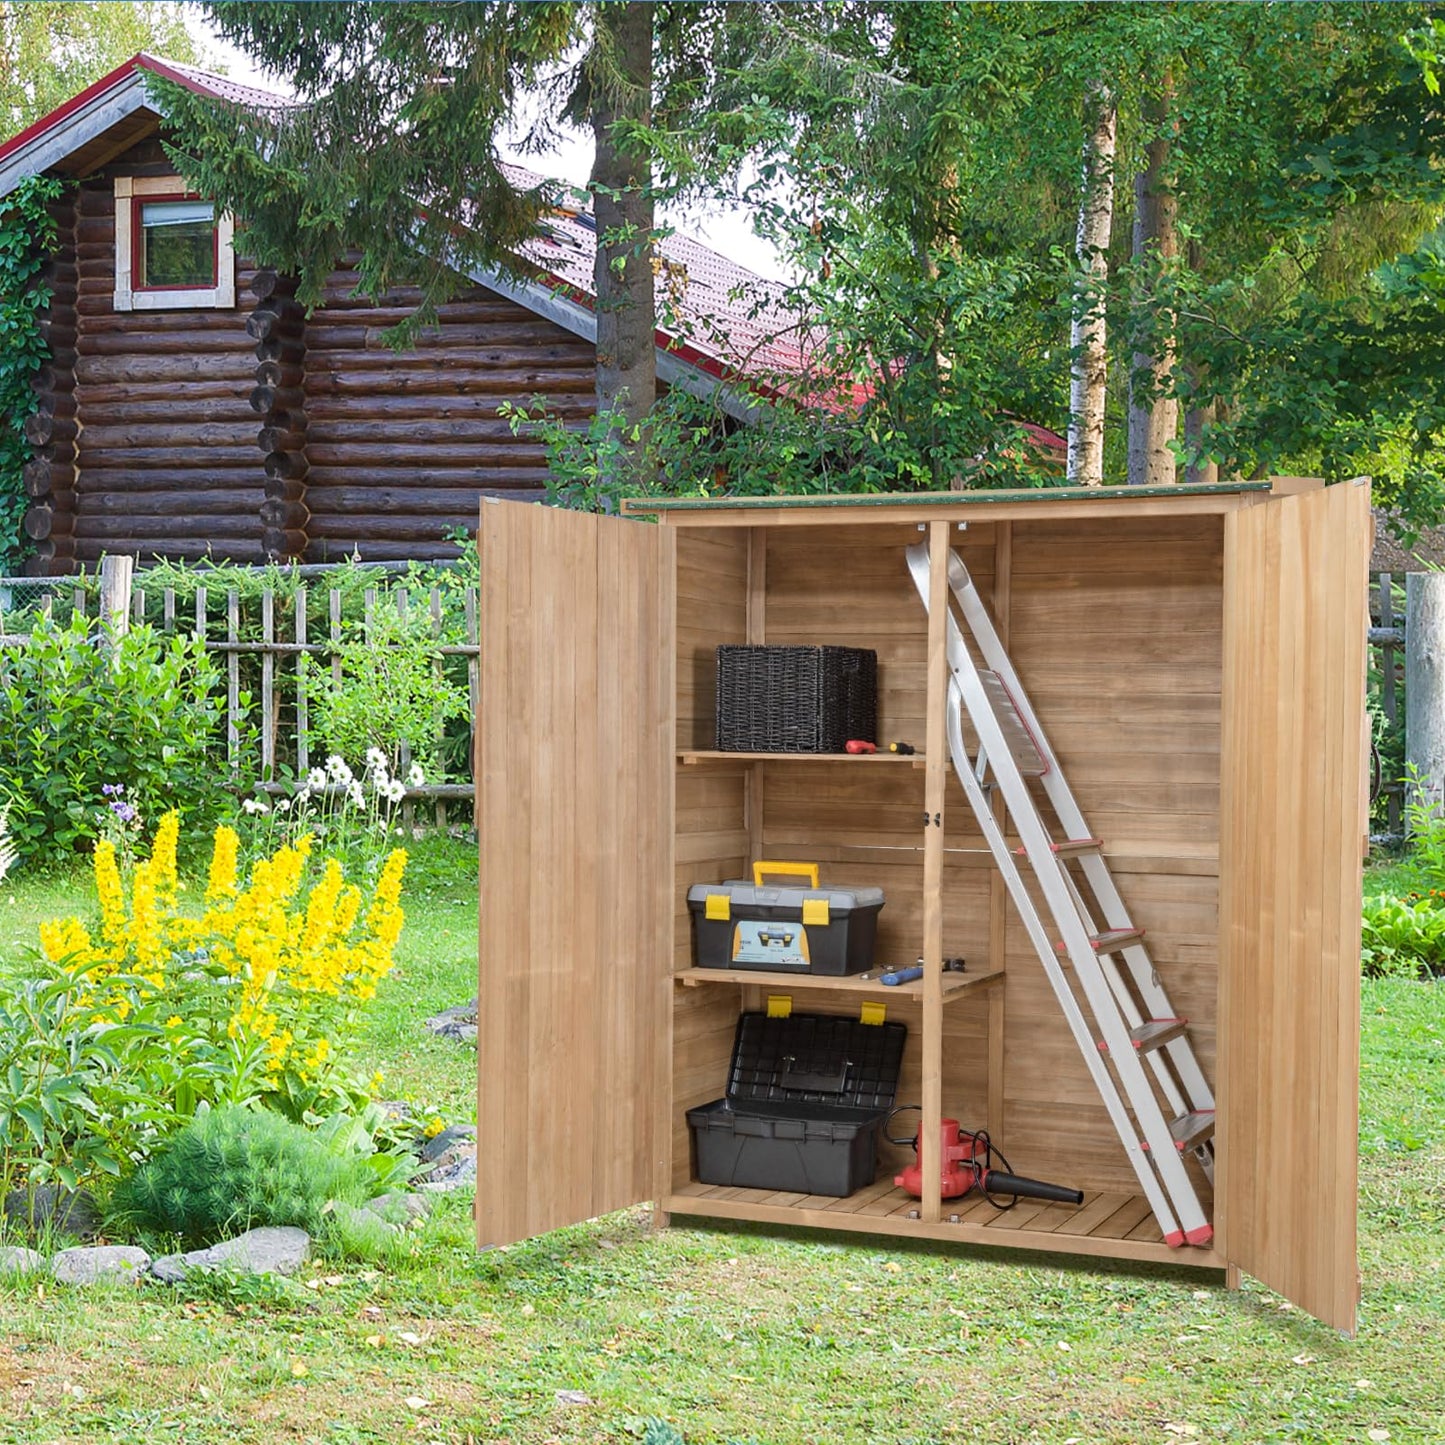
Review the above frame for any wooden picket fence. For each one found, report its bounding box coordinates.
[0,560,480,833]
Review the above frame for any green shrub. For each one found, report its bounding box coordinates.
[0,613,242,859]
[1361,893,1445,978]
[108,1105,412,1247]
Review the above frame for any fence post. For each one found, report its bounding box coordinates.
[98,555,133,649]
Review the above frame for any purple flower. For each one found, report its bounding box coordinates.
[101,784,122,798]
[110,801,137,824]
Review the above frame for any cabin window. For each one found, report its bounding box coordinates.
[113,176,235,311]
[137,199,216,289]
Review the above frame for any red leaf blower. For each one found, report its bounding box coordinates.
[886,1108,1085,1208]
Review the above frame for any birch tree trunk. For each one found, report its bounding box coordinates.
[1066,86,1117,488]
[1127,77,1180,486]
[590,2,656,443]
[1407,572,1445,819]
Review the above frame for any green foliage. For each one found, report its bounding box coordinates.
[0,174,61,571]
[311,608,470,778]
[1361,894,1445,978]
[0,613,240,860]
[0,3,198,133]
[108,1104,409,1247]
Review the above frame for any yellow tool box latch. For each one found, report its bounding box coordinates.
[801,898,830,927]
[704,893,731,921]
[859,1001,886,1026]
[767,995,792,1019]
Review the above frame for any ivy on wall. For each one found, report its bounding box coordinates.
[0,175,62,572]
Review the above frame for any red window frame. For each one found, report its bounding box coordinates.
[131,192,219,293]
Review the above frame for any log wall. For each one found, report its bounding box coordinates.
[301,263,597,563]
[69,138,263,566]
[26,133,628,571]
[24,188,79,575]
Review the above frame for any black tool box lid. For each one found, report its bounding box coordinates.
[724,1011,907,1114]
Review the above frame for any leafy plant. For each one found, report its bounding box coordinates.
[1361,894,1445,979]
[0,613,242,860]
[311,608,469,778]
[37,813,409,1135]
[0,174,62,570]
[108,1104,411,1247]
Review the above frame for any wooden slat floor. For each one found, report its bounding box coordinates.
[667,1179,1223,1268]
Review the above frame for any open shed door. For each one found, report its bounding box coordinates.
[1217,479,1370,1332]
[475,500,675,1247]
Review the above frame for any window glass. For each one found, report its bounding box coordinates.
[137,200,215,289]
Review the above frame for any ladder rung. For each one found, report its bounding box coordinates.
[1015,838,1104,858]
[1168,1110,1216,1151]
[1055,927,1144,957]
[1097,1018,1190,1055]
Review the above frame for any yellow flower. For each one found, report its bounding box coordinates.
[40,916,94,968]
[423,1116,445,1139]
[207,826,240,903]
[128,857,165,968]
[150,811,180,909]
[165,1015,182,1029]
[94,841,126,946]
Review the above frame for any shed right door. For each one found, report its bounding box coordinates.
[1217,479,1370,1334]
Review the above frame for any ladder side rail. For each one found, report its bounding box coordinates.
[1112,937,1216,1113]
[910,546,1213,1244]
[908,547,1206,1242]
[941,682,1185,1241]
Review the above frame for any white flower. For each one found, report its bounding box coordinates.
[348,780,365,809]
[384,778,406,804]
[325,754,354,786]
[365,747,389,775]
[307,766,328,791]
[275,797,292,814]
[241,797,271,816]
[407,762,425,788]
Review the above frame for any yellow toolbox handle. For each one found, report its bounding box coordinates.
[753,860,820,888]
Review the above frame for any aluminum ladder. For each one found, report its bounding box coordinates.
[906,542,1216,1248]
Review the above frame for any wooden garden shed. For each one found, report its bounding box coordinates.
[475,477,1370,1334]
[0,54,788,575]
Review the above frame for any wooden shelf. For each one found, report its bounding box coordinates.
[673,966,1002,1002]
[667,1181,1221,1268]
[678,749,926,767]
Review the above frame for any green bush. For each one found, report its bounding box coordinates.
[108,1105,412,1247]
[0,613,240,858]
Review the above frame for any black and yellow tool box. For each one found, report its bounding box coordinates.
[687,862,884,976]
[687,1009,908,1197]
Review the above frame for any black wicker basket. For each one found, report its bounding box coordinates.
[715,645,877,753]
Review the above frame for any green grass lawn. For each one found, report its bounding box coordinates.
[0,849,1440,1444]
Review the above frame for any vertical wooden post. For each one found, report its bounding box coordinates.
[988,521,1012,1146]
[746,529,767,862]
[226,590,240,778]
[920,520,951,1225]
[1405,572,1445,817]
[261,588,276,781]
[98,555,133,646]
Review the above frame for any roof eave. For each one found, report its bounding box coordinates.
[0,69,155,201]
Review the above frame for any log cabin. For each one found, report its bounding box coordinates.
[0,54,815,575]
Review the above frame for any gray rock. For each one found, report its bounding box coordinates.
[0,1245,46,1275]
[424,1002,478,1042]
[149,1226,310,1285]
[363,1191,431,1227]
[417,1149,476,1193]
[420,1124,476,1163]
[52,1245,150,1286]
[3,1185,102,1241]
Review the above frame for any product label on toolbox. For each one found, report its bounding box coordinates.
[731,919,811,968]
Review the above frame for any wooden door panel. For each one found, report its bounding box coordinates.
[476,500,674,1246]
[1217,479,1369,1332]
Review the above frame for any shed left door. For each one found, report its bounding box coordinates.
[475,499,675,1247]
